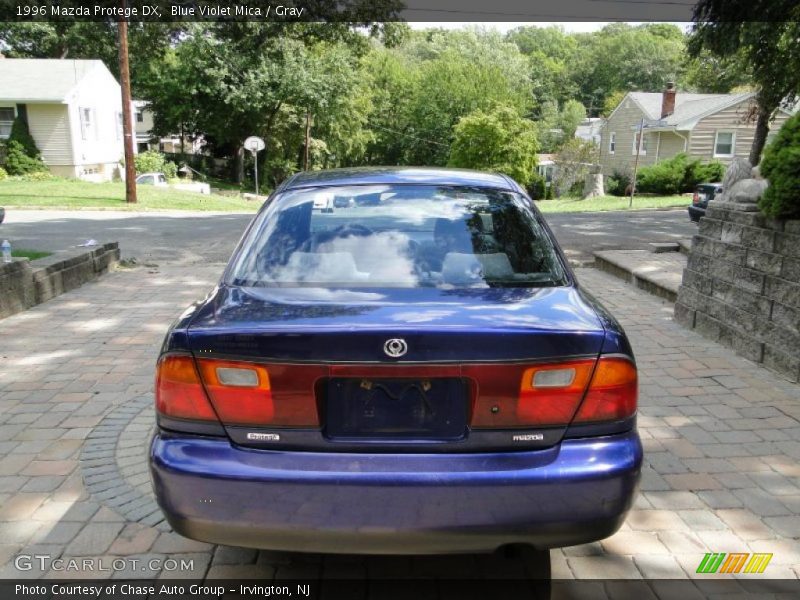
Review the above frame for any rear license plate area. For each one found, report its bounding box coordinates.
[325,378,468,440]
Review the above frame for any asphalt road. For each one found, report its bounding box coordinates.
[545,208,697,264]
[0,207,697,266]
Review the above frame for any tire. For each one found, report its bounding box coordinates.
[493,544,552,598]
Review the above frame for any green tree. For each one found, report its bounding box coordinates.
[570,24,687,116]
[552,139,597,197]
[684,49,753,94]
[144,24,376,185]
[759,112,800,218]
[506,26,580,109]
[558,100,587,139]
[360,48,417,165]
[689,3,800,163]
[448,106,539,186]
[601,90,627,117]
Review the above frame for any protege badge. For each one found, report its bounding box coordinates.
[247,432,281,442]
[512,433,544,442]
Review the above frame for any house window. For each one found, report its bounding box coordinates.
[714,131,735,157]
[136,111,144,123]
[609,132,616,154]
[0,107,14,139]
[79,107,93,141]
[632,131,648,155]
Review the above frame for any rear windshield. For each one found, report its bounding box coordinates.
[227,185,567,288]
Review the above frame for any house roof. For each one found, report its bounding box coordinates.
[627,91,755,130]
[0,59,110,103]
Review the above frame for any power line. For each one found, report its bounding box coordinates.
[371,124,450,147]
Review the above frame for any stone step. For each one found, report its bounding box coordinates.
[648,242,681,253]
[592,249,686,303]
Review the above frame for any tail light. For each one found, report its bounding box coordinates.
[517,360,597,425]
[573,357,637,423]
[195,359,274,425]
[155,355,218,422]
[155,355,322,427]
[469,356,636,428]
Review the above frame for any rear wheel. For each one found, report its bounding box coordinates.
[489,544,552,599]
[496,544,551,578]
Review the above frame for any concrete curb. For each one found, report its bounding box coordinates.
[0,242,119,319]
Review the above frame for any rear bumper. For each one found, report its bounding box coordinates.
[150,430,642,554]
[688,205,706,222]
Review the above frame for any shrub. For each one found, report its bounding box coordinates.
[5,140,47,175]
[568,179,585,198]
[0,166,7,181]
[134,150,168,175]
[636,153,725,195]
[685,159,725,189]
[4,118,47,175]
[636,154,687,195]
[19,171,55,182]
[163,161,178,180]
[135,152,178,180]
[605,169,631,196]
[759,111,800,219]
[8,118,40,157]
[528,174,547,200]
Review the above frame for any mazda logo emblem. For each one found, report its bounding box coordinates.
[383,338,408,358]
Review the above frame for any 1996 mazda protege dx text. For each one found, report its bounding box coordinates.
[149,167,642,556]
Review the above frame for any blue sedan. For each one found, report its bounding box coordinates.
[150,167,642,556]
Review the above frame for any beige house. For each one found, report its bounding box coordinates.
[0,58,130,181]
[599,84,794,177]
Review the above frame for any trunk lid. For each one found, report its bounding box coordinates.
[185,284,607,452]
[187,284,605,363]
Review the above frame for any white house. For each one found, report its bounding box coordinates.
[575,117,603,145]
[0,58,131,181]
[134,100,205,155]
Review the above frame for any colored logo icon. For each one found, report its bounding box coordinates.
[696,552,772,574]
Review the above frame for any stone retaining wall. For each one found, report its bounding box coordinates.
[0,242,119,319]
[675,204,800,382]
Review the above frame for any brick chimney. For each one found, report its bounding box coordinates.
[661,81,676,118]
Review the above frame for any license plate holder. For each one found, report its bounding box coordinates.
[325,377,467,440]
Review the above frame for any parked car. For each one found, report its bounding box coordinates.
[688,182,723,223]
[150,167,642,559]
[312,191,335,213]
[136,172,168,187]
[172,181,211,195]
[332,195,353,208]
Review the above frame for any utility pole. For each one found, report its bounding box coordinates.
[303,111,311,171]
[629,117,644,208]
[117,1,137,203]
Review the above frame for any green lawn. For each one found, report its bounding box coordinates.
[535,195,689,213]
[0,179,260,212]
[0,178,690,214]
[11,249,52,260]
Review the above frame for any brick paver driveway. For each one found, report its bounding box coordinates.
[1,263,799,583]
